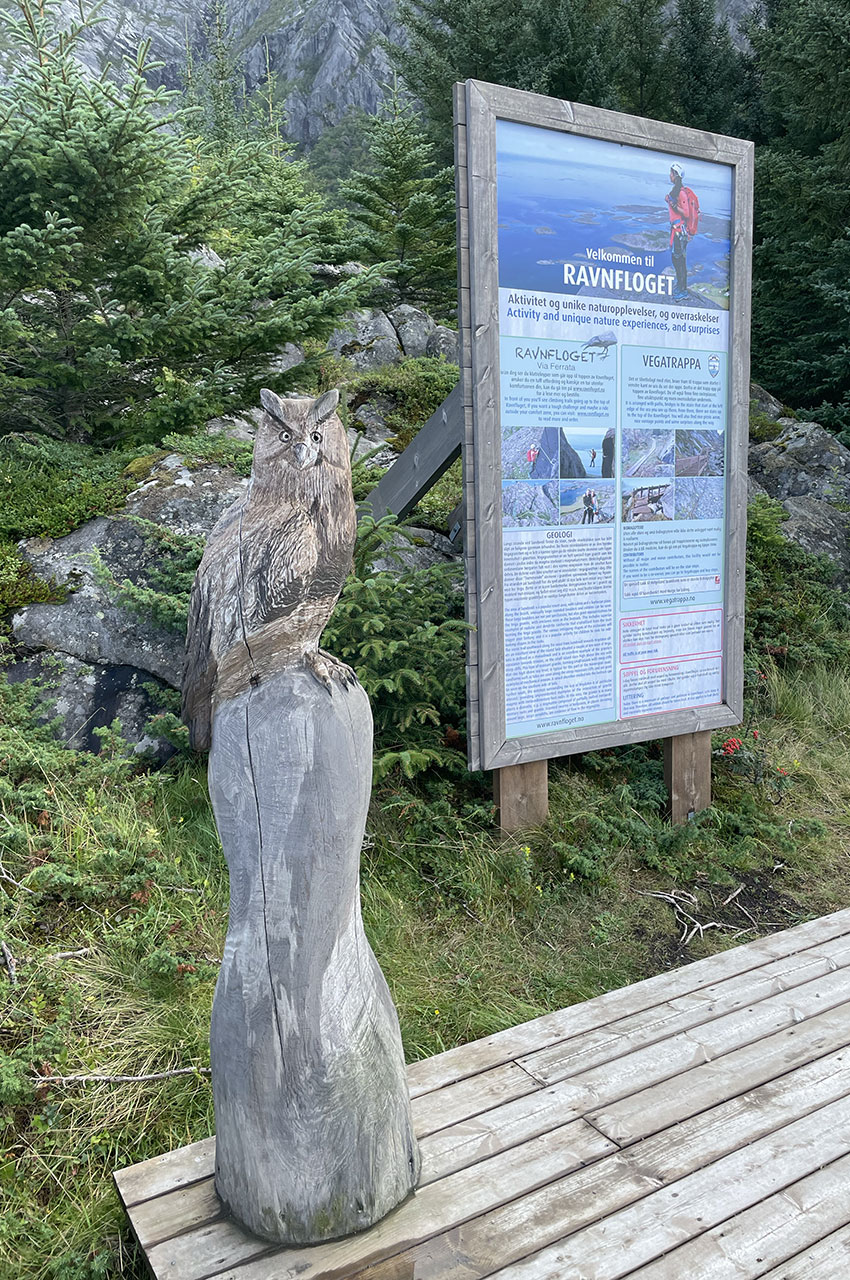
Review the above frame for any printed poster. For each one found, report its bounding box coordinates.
[496,121,732,739]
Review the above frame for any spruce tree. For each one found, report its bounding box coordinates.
[750,0,850,436]
[667,0,741,134]
[305,111,375,205]
[0,0,364,445]
[392,0,620,150]
[340,89,457,316]
[612,0,672,120]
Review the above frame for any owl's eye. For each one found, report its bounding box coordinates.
[278,429,291,442]
[311,431,322,444]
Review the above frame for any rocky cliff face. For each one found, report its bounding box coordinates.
[51,0,756,148]
[234,0,403,146]
[56,0,401,146]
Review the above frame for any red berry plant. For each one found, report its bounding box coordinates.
[713,671,792,801]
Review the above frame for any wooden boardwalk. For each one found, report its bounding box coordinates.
[116,908,850,1279]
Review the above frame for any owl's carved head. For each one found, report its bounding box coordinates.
[254,388,349,480]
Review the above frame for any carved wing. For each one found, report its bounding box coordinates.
[182,561,217,752]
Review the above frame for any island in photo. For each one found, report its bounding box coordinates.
[560,482,616,525]
[501,424,561,480]
[675,476,725,520]
[502,479,560,527]
[622,478,675,522]
[622,428,676,478]
[675,429,725,476]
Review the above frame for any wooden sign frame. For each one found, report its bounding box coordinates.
[454,80,754,773]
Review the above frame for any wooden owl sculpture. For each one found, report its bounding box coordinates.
[182,386,420,1246]
[182,387,357,748]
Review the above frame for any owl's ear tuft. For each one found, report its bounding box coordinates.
[309,389,340,425]
[260,388,286,422]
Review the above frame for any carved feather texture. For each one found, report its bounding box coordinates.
[182,389,356,749]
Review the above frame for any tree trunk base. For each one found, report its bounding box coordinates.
[208,664,420,1244]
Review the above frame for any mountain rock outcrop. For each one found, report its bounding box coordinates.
[50,0,757,150]
[56,0,402,146]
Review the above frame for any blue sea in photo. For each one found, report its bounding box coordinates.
[496,121,732,306]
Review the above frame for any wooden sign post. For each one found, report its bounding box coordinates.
[454,80,753,831]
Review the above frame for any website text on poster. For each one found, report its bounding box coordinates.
[497,122,732,741]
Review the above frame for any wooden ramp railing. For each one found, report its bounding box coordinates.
[358,382,463,524]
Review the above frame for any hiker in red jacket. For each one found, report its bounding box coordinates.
[665,162,697,302]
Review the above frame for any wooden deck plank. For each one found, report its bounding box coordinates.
[115,1136,215,1208]
[141,1120,614,1278]
[422,1024,850,1184]
[589,1000,850,1145]
[517,964,850,1087]
[351,1047,850,1280]
[413,964,850,1151]
[130,1119,614,1253]
[410,1063,539,1138]
[622,1150,850,1279]
[508,936,850,1086]
[759,1222,850,1279]
[483,1095,850,1280]
[121,955,850,1221]
[405,910,850,1097]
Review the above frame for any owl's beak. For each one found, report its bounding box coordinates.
[293,442,318,469]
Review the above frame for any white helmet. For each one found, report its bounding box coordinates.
[670,162,684,179]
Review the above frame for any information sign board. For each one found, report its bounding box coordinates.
[455,82,753,772]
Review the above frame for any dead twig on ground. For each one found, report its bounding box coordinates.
[0,856,36,896]
[31,1066,211,1086]
[637,889,738,946]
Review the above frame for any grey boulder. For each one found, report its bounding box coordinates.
[5,652,175,760]
[748,416,850,587]
[425,326,459,364]
[327,309,402,370]
[8,460,250,752]
[749,418,850,505]
[388,305,436,358]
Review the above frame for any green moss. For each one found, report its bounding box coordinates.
[0,541,64,611]
[159,431,254,477]
[348,357,459,451]
[123,452,166,480]
[0,435,138,540]
[749,409,783,443]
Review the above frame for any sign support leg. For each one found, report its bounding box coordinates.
[494,761,549,833]
[664,731,712,824]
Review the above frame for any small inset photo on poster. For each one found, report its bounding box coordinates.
[502,479,560,528]
[621,428,676,478]
[675,429,725,476]
[622,478,674,522]
[501,424,560,480]
[674,476,725,520]
[560,482,616,525]
[558,427,613,480]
